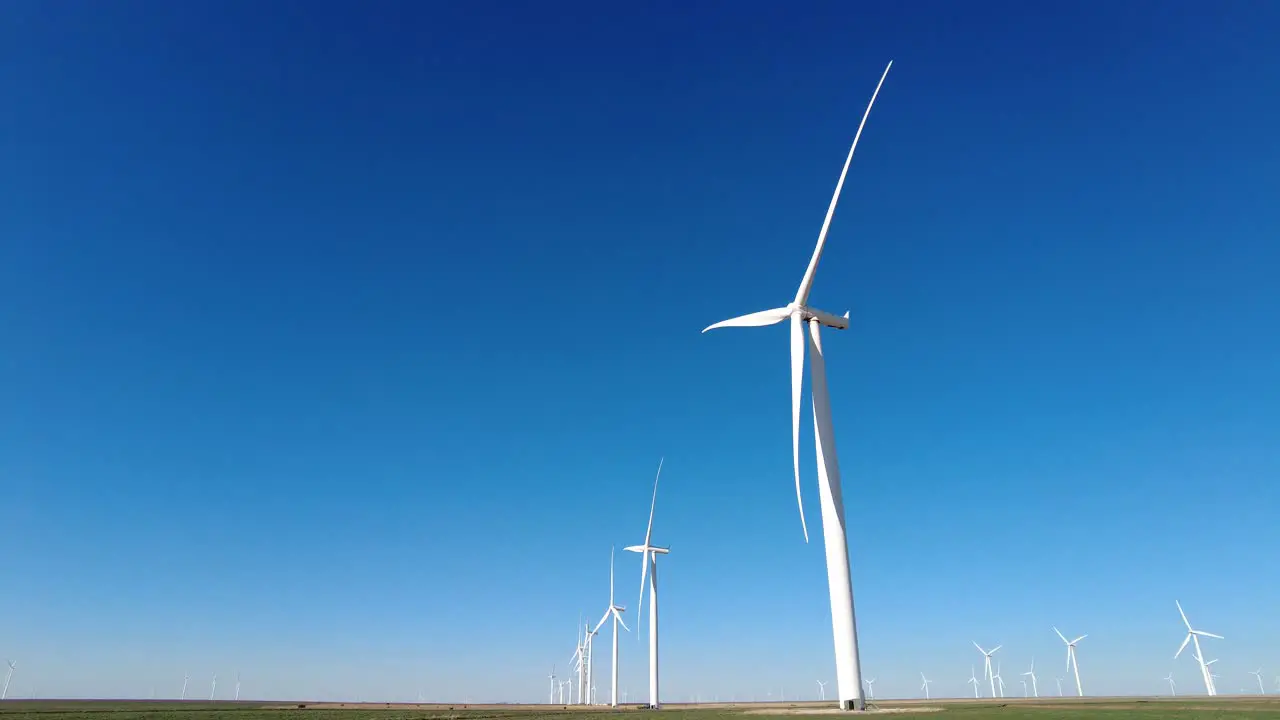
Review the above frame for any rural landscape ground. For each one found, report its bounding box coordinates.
[3,698,1280,720]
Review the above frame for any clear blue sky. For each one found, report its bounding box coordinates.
[3,0,1278,703]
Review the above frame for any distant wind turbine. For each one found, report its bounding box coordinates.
[974,643,1001,698]
[967,666,980,698]
[1251,669,1265,695]
[625,458,670,709]
[1,660,14,700]
[1056,677,1063,697]
[816,680,828,701]
[865,678,876,701]
[920,673,932,700]
[1020,678,1028,697]
[1164,673,1176,696]
[181,673,189,701]
[1174,601,1222,696]
[235,672,241,701]
[1022,659,1039,697]
[702,60,895,712]
[210,674,217,701]
[993,662,1006,698]
[1054,626,1087,696]
[592,547,630,707]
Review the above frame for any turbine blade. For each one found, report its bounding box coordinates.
[790,313,809,543]
[1174,633,1191,659]
[1053,627,1068,644]
[794,61,893,306]
[613,607,630,632]
[636,549,649,637]
[609,546,615,606]
[1195,631,1224,640]
[1072,635,1087,644]
[1176,600,1192,630]
[702,307,790,333]
[643,458,663,546]
[991,645,1003,654]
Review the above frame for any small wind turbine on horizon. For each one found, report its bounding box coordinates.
[919,673,932,700]
[865,678,876,700]
[1164,673,1176,696]
[1251,669,1266,694]
[701,60,895,712]
[181,673,189,701]
[1054,626,1087,696]
[974,643,1001,698]
[1174,601,1222,696]
[1056,677,1063,697]
[209,674,217,701]
[548,666,557,704]
[625,458,670,709]
[817,680,828,701]
[993,662,1006,698]
[1,660,15,700]
[967,666,980,698]
[592,547,630,707]
[234,672,241,702]
[1022,659,1039,697]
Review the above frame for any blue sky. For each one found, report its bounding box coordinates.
[3,0,1279,703]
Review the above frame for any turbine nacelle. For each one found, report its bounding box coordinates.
[701,303,850,334]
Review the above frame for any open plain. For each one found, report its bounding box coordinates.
[3,698,1280,720]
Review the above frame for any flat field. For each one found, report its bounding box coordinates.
[2,698,1280,720]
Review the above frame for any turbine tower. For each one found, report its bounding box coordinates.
[701,60,894,713]
[591,548,630,708]
[974,643,1001,698]
[1164,673,1176,696]
[1174,601,1222,696]
[625,458,670,709]
[548,666,557,704]
[1,660,14,700]
[1021,659,1039,697]
[1054,626,1087,696]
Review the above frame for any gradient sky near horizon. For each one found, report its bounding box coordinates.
[4,0,1280,703]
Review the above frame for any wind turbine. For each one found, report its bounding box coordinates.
[1022,659,1039,698]
[919,673,932,700]
[592,547,630,708]
[1053,627,1087,696]
[865,678,876,700]
[1174,601,1222,696]
[967,666,980,698]
[701,61,894,712]
[583,621,599,705]
[1020,678,1027,697]
[625,458,670,709]
[181,672,189,701]
[1251,668,1265,694]
[1164,673,1176,696]
[1205,659,1220,694]
[1055,678,1063,697]
[1,660,14,700]
[974,643,1001,698]
[570,620,586,704]
[234,672,241,701]
[816,680,828,701]
[210,674,217,701]
[548,666,557,704]
[993,662,1006,698]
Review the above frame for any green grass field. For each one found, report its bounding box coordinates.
[3,698,1280,720]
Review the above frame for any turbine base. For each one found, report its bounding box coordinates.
[840,699,865,711]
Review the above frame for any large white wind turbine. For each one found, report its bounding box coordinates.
[993,662,1006,698]
[1,660,14,700]
[974,643,1001,698]
[570,624,585,705]
[1164,673,1176,696]
[1021,659,1038,698]
[1174,601,1222,696]
[919,673,932,700]
[701,60,894,713]
[625,458,670,709]
[967,666,980,698]
[548,666,557,704]
[592,548,630,708]
[1053,627,1086,696]
[1251,669,1266,694]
